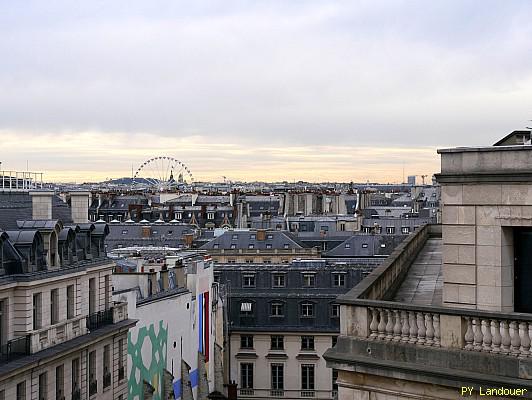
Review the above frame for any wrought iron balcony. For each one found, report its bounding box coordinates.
[0,335,30,362]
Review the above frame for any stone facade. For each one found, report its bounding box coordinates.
[438,146,532,312]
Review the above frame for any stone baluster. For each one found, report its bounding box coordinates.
[481,319,492,352]
[433,314,440,347]
[519,322,531,358]
[464,317,474,351]
[408,311,418,344]
[491,320,501,354]
[369,308,379,340]
[529,324,532,358]
[393,310,402,342]
[416,312,426,345]
[472,318,483,351]
[501,320,511,355]
[401,310,410,343]
[510,321,521,356]
[385,309,394,341]
[425,313,434,346]
[377,309,387,340]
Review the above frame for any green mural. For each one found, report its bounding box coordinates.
[128,321,168,400]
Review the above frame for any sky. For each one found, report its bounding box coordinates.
[1,0,531,183]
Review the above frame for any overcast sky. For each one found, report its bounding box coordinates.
[1,0,531,182]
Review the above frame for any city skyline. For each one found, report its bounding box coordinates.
[1,0,531,182]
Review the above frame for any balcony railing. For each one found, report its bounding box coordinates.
[0,335,30,362]
[89,380,98,397]
[29,315,87,353]
[103,372,112,388]
[86,309,114,331]
[237,388,336,399]
[336,224,532,359]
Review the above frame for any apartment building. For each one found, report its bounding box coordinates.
[0,189,135,400]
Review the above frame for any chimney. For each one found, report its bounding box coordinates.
[148,268,158,295]
[160,265,169,290]
[183,233,194,247]
[30,191,54,220]
[70,191,91,223]
[256,229,266,241]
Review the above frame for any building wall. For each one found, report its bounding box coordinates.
[230,332,336,398]
[439,147,532,312]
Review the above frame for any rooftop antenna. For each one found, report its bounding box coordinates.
[402,162,405,184]
[421,174,427,185]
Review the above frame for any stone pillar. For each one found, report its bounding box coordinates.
[30,191,53,220]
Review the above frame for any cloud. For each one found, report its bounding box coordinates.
[0,1,531,181]
[0,130,439,182]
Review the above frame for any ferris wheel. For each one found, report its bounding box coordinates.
[132,157,194,190]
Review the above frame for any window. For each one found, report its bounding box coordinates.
[72,358,80,394]
[16,381,26,400]
[103,344,111,388]
[240,363,253,389]
[240,335,254,349]
[302,274,315,287]
[245,259,253,264]
[228,259,236,264]
[266,243,272,249]
[56,364,64,400]
[332,336,338,347]
[272,274,285,288]
[283,243,289,249]
[50,289,59,325]
[89,350,97,395]
[266,234,273,240]
[263,259,272,264]
[242,274,255,288]
[301,364,315,390]
[332,273,345,287]
[301,336,315,350]
[248,244,254,249]
[232,234,238,240]
[213,243,219,249]
[271,364,284,391]
[121,230,128,235]
[207,212,215,220]
[240,302,253,315]
[401,227,410,234]
[230,244,237,249]
[33,293,42,330]
[300,303,314,318]
[89,278,96,314]
[331,304,340,318]
[386,227,395,234]
[271,335,284,350]
[380,243,386,248]
[362,226,371,233]
[67,285,75,319]
[250,234,256,240]
[270,302,284,317]
[344,243,351,248]
[362,243,368,248]
[176,212,182,219]
[0,300,6,346]
[104,275,110,310]
[38,372,47,400]
[118,338,125,381]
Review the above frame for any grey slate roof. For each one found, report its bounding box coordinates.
[200,230,306,250]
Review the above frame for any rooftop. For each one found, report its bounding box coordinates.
[392,237,442,306]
